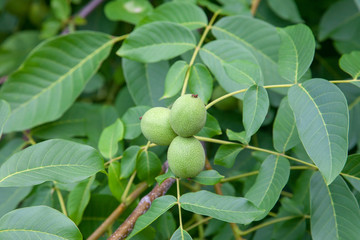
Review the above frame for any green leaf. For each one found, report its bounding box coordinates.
[121,146,141,179]
[117,22,196,63]
[67,176,94,225]
[193,170,224,185]
[272,217,306,240]
[0,187,32,217]
[156,212,176,239]
[0,206,82,240]
[104,0,153,24]
[170,228,193,240]
[339,51,360,79]
[0,100,10,138]
[245,155,290,220]
[318,0,360,41]
[51,0,71,22]
[161,60,188,99]
[0,31,41,77]
[268,0,303,23]
[197,113,222,138]
[243,85,269,140]
[123,106,151,140]
[273,97,300,152]
[180,190,264,224]
[214,144,243,168]
[138,2,208,30]
[310,172,360,240]
[109,162,127,202]
[0,139,104,187]
[342,154,360,191]
[212,16,290,91]
[123,59,171,106]
[199,40,258,99]
[189,63,213,104]
[224,60,262,86]
[226,129,248,145]
[127,195,177,239]
[0,31,114,133]
[288,79,349,184]
[31,102,92,139]
[278,24,315,83]
[98,119,124,159]
[155,170,175,185]
[136,151,162,185]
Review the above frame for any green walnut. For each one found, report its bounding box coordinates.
[170,94,206,137]
[140,107,177,145]
[211,85,238,111]
[167,136,205,178]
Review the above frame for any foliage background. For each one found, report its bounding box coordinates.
[0,0,360,240]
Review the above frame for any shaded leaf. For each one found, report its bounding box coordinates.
[121,146,141,179]
[117,22,196,63]
[189,63,213,104]
[0,100,10,138]
[197,113,222,138]
[212,16,290,91]
[136,151,162,185]
[200,40,258,99]
[243,85,269,140]
[310,172,360,240]
[0,139,104,187]
[0,32,114,133]
[193,170,224,185]
[180,190,264,224]
[123,106,151,140]
[109,162,127,202]
[123,59,171,106]
[273,97,300,152]
[161,60,188,99]
[170,228,193,240]
[0,187,32,217]
[127,196,177,239]
[342,154,360,191]
[0,206,82,240]
[339,51,360,79]
[278,24,315,83]
[288,79,349,184]
[214,144,243,168]
[67,177,94,225]
[268,0,303,23]
[98,119,124,159]
[245,155,290,220]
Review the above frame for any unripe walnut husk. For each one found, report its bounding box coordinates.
[140,107,177,145]
[167,136,205,178]
[170,94,206,137]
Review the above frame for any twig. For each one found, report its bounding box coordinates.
[108,177,176,240]
[0,76,7,85]
[87,182,148,240]
[62,0,105,34]
[251,0,262,16]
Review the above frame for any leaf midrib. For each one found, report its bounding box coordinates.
[9,38,114,116]
[0,164,97,184]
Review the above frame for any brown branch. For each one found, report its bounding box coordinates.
[87,182,148,240]
[108,177,176,240]
[251,0,261,16]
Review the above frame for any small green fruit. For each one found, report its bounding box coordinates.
[211,85,238,111]
[170,94,206,137]
[168,136,205,178]
[140,107,177,145]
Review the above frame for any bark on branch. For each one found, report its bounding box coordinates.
[108,177,176,240]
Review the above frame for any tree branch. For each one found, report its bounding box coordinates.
[87,182,148,240]
[108,177,176,240]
